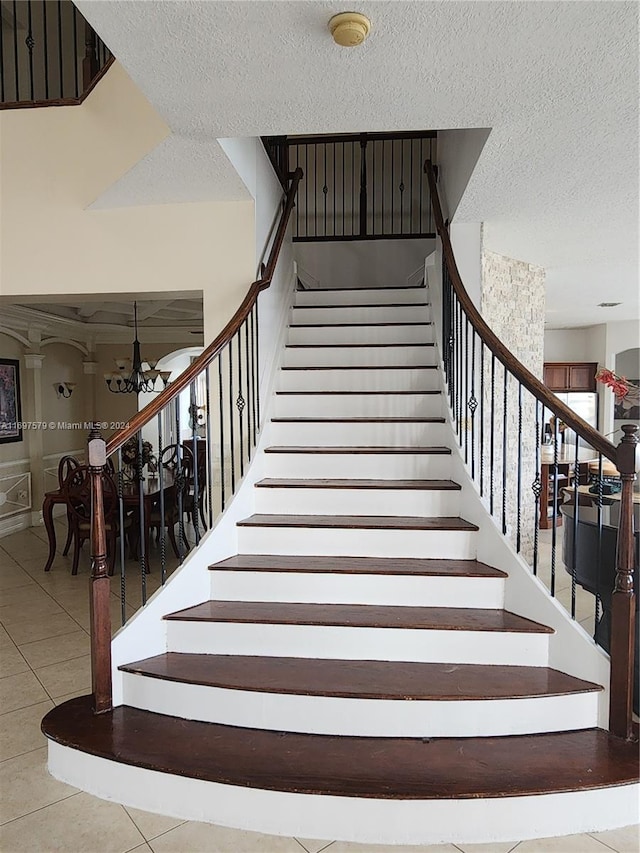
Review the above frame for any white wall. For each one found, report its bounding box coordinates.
[437,128,491,221]
[449,222,483,308]
[293,239,434,291]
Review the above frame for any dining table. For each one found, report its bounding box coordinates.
[43,470,176,572]
[538,444,598,530]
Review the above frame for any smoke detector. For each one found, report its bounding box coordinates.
[329,12,371,47]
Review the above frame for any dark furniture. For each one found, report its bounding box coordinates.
[561,504,639,714]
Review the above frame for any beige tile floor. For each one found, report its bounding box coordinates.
[0,522,638,853]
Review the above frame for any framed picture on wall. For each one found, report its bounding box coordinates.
[614,379,640,420]
[0,358,23,443]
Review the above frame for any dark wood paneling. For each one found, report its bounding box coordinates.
[43,698,639,798]
[165,601,553,634]
[120,654,602,701]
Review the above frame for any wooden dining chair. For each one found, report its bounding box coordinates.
[61,466,130,575]
[57,455,81,558]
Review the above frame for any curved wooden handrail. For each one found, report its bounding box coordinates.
[424,160,617,465]
[106,167,303,457]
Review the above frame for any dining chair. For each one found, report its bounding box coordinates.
[57,455,80,558]
[61,466,130,575]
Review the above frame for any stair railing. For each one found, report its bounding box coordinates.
[0,0,113,109]
[425,160,638,741]
[87,168,303,714]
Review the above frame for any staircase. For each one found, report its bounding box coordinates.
[43,285,639,846]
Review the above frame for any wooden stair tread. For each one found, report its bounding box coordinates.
[270,417,445,423]
[43,698,638,799]
[120,654,602,700]
[294,303,430,309]
[265,446,451,454]
[165,601,553,633]
[209,554,506,578]
[289,322,433,328]
[237,514,479,531]
[275,390,441,395]
[255,478,460,491]
[281,365,437,370]
[285,343,435,348]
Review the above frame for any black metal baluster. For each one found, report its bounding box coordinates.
[489,354,496,516]
[0,4,4,103]
[175,402,186,562]
[250,306,257,447]
[12,1,20,101]
[26,1,35,101]
[304,144,308,238]
[570,438,579,618]
[464,318,469,465]
[410,139,414,233]
[399,139,404,235]
[351,141,355,235]
[136,430,147,602]
[550,417,559,597]
[332,142,336,238]
[419,138,424,233]
[456,299,462,442]
[218,355,226,512]
[323,142,327,237]
[479,341,485,498]
[381,139,385,235]
[157,411,166,586]
[428,137,433,234]
[205,366,213,529]
[532,400,542,576]
[516,382,523,552]
[295,146,300,238]
[190,380,201,546]
[228,343,236,495]
[391,138,395,235]
[341,142,345,236]
[116,449,126,625]
[244,316,251,463]
[595,454,604,636]
[42,0,49,99]
[502,365,508,535]
[359,136,367,237]
[236,332,245,479]
[469,328,477,480]
[72,4,79,97]
[255,300,261,430]
[313,142,318,238]
[57,0,63,97]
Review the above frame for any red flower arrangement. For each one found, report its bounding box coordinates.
[595,368,631,400]
[595,369,640,415]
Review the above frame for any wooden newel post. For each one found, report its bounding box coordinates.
[88,425,112,714]
[609,423,638,739]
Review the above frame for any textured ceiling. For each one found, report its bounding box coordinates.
[76,0,639,328]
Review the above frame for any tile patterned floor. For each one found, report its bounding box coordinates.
[0,523,638,852]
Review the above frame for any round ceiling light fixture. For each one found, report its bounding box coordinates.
[329,12,371,47]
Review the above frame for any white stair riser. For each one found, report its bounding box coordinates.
[209,571,503,608]
[283,345,436,367]
[292,305,431,324]
[254,486,461,516]
[273,393,443,418]
[279,367,439,391]
[287,324,433,344]
[263,452,452,479]
[166,622,549,666]
[294,289,429,306]
[269,420,447,447]
[49,744,640,846]
[121,676,599,738]
[237,526,476,560]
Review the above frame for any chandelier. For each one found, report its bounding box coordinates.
[104,302,171,395]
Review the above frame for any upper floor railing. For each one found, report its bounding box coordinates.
[425,160,638,741]
[264,132,436,242]
[0,0,112,108]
